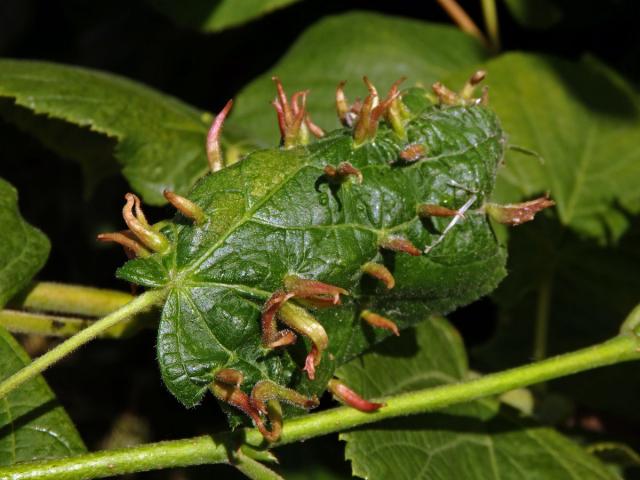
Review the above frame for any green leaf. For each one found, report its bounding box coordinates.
[338,318,616,480]
[467,53,640,418]
[471,52,640,240]
[0,178,49,308]
[148,0,300,32]
[501,0,563,29]
[0,326,86,465]
[230,11,489,147]
[0,59,213,205]
[118,94,507,417]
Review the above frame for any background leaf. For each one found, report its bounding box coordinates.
[472,52,640,241]
[229,11,489,146]
[149,0,300,32]
[458,52,640,421]
[0,178,49,308]
[0,326,86,465]
[338,318,615,479]
[501,0,563,29]
[0,59,215,205]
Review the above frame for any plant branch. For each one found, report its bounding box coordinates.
[0,289,166,400]
[0,309,150,338]
[435,0,490,48]
[233,451,284,480]
[480,0,500,50]
[3,330,639,479]
[9,282,134,318]
[533,275,553,362]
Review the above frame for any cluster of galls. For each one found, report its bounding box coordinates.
[99,72,554,441]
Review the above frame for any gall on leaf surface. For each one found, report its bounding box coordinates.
[338,318,616,480]
[115,83,508,431]
[0,178,49,308]
[230,11,490,146]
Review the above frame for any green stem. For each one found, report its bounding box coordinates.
[9,282,134,318]
[0,309,151,339]
[0,310,95,337]
[436,0,490,48]
[533,275,553,362]
[3,332,639,479]
[0,289,166,400]
[233,451,284,480]
[480,0,500,50]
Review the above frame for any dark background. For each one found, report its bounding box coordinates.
[1,1,638,477]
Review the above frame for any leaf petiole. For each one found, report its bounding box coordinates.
[0,288,167,399]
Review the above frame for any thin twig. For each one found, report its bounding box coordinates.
[435,0,490,48]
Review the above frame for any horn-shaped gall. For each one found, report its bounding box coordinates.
[272,77,323,149]
[361,310,400,336]
[353,77,404,146]
[461,70,487,100]
[324,162,363,184]
[251,380,319,415]
[379,236,422,256]
[206,99,233,172]
[283,275,348,307]
[261,291,297,348]
[278,302,328,380]
[122,193,169,254]
[399,143,427,163]
[424,194,478,254]
[361,262,395,289]
[96,231,150,258]
[485,195,555,226]
[210,370,281,442]
[328,379,384,412]
[163,190,205,225]
[417,204,463,219]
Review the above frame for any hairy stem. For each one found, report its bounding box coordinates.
[480,0,500,50]
[9,282,134,318]
[0,289,166,399]
[3,331,639,479]
[436,0,490,47]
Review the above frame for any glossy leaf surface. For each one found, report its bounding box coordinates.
[338,318,616,479]
[117,91,507,419]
